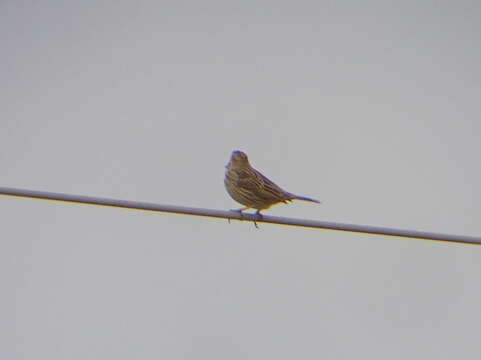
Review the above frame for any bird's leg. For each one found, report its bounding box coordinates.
[228,207,248,224]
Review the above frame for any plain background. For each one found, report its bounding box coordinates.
[2,1,480,359]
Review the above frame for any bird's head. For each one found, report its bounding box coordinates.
[226,150,250,169]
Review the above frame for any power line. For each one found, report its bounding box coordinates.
[0,186,479,245]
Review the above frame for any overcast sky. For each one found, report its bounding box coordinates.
[2,1,480,359]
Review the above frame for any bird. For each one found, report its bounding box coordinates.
[224,150,320,226]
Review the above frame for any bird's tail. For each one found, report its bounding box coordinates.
[289,194,321,204]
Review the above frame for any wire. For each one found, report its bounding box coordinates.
[0,186,479,245]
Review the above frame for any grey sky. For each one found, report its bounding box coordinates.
[2,1,480,359]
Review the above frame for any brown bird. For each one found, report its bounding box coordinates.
[225,150,320,225]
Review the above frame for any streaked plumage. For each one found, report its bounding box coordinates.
[224,151,320,215]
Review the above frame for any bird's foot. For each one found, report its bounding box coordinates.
[227,208,261,229]
[228,207,247,224]
[253,210,263,229]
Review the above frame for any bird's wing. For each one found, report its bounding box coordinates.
[235,169,262,191]
[236,169,287,203]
